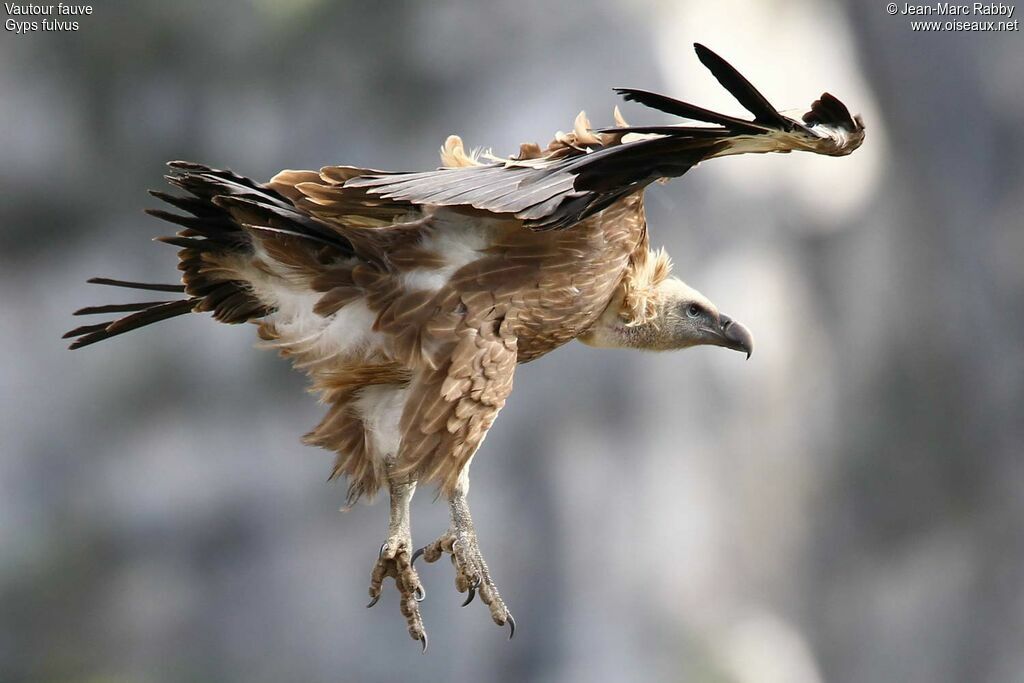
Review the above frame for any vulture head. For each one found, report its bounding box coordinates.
[580,277,753,358]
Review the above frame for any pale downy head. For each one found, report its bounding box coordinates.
[580,276,753,358]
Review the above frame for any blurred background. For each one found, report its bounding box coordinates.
[2,1,1022,681]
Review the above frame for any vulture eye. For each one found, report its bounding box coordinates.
[685,303,703,319]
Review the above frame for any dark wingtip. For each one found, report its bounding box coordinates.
[167,160,210,171]
[63,322,109,339]
[66,328,111,349]
[610,87,769,135]
[802,92,859,131]
[692,42,720,68]
[73,301,170,316]
[612,87,644,104]
[64,298,196,349]
[86,277,186,293]
[690,42,792,131]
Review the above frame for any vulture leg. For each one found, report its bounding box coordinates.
[366,474,428,651]
[413,476,515,638]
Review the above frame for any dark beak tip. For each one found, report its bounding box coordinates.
[720,316,753,359]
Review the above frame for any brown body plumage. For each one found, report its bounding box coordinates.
[65,44,864,648]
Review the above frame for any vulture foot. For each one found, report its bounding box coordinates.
[367,535,428,649]
[367,476,427,650]
[413,491,515,638]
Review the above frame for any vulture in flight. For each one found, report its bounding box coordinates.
[66,44,864,649]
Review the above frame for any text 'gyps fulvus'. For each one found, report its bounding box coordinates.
[66,44,864,650]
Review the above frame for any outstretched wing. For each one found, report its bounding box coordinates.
[64,163,353,349]
[346,43,865,231]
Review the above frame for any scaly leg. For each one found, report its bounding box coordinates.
[413,476,515,638]
[366,475,428,651]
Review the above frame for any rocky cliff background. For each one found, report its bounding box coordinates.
[2,1,1022,681]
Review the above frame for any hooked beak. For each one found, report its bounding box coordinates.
[712,313,754,359]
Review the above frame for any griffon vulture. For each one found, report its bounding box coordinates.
[65,44,864,649]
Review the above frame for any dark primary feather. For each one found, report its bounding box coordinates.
[803,92,858,130]
[612,88,770,134]
[147,189,221,217]
[210,194,351,250]
[87,277,186,292]
[349,132,722,230]
[154,235,221,251]
[590,125,735,138]
[66,299,198,349]
[692,42,794,131]
[348,43,836,231]
[62,321,114,339]
[144,208,235,236]
[74,300,177,316]
[66,162,347,349]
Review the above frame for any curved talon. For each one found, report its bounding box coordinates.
[419,633,428,654]
[417,530,513,638]
[366,595,380,608]
[378,542,388,559]
[414,585,426,602]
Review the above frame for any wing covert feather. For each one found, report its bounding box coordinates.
[394,310,517,495]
